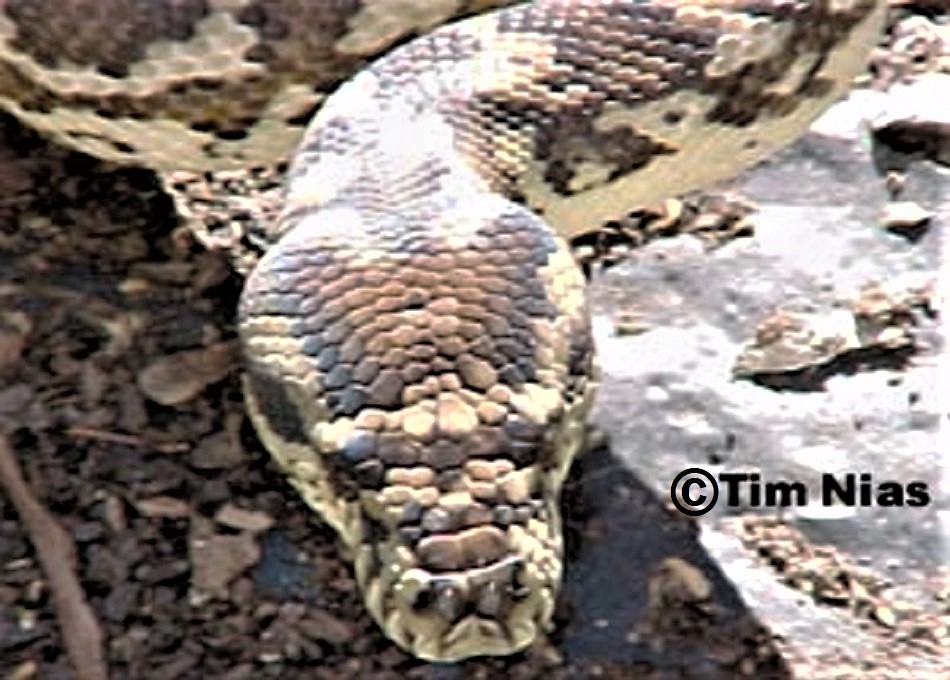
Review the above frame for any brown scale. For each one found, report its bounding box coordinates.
[0,0,513,148]
[3,0,210,75]
[698,4,873,127]
[241,212,569,418]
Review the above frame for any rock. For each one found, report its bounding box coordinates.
[214,504,275,534]
[298,609,357,646]
[189,520,261,598]
[871,74,950,171]
[134,496,192,520]
[137,341,237,406]
[733,279,930,388]
[190,425,245,470]
[881,200,933,239]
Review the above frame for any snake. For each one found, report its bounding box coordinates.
[0,0,887,663]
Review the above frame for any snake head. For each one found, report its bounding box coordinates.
[239,202,597,660]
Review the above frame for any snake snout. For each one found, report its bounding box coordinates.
[387,550,555,660]
[409,555,527,624]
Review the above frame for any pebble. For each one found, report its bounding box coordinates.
[137,342,236,405]
[214,504,275,534]
[135,496,192,519]
[881,201,933,234]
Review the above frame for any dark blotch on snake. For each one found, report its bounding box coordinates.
[245,370,308,445]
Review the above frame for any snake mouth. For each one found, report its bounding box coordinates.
[362,520,562,662]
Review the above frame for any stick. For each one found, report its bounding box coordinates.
[0,434,108,680]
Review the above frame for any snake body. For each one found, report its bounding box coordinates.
[0,0,887,662]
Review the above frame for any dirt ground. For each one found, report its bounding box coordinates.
[1,3,947,679]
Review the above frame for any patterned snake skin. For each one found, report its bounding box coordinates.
[0,0,887,662]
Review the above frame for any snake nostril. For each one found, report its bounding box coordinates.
[510,561,531,599]
[433,583,467,623]
[475,581,505,618]
[411,585,434,612]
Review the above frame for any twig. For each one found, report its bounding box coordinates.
[0,434,108,680]
[66,425,190,454]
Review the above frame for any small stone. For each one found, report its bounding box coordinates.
[881,201,932,238]
[0,384,33,415]
[872,605,898,628]
[493,505,515,526]
[509,392,549,425]
[191,430,245,470]
[401,361,429,383]
[299,609,356,645]
[338,335,364,363]
[353,357,380,384]
[138,342,236,405]
[135,496,192,519]
[377,434,419,466]
[341,430,377,463]
[190,523,260,597]
[420,440,466,470]
[316,419,353,453]
[439,490,474,508]
[380,347,407,368]
[5,661,38,680]
[428,298,459,316]
[657,557,712,602]
[214,504,275,534]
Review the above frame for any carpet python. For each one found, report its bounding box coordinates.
[0,0,886,662]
